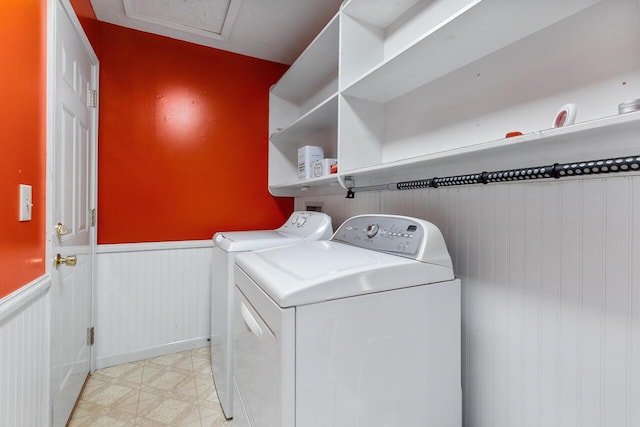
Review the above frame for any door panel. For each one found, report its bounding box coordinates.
[50,0,97,425]
[77,123,90,234]
[51,247,91,425]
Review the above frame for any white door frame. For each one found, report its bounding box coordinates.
[46,0,99,375]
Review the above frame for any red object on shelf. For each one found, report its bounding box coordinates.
[553,103,577,128]
[330,163,338,174]
[554,111,568,127]
[505,131,523,138]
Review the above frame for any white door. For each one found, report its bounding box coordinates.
[49,0,98,425]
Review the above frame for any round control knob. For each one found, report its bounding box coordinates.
[297,217,307,226]
[291,216,299,224]
[365,224,379,238]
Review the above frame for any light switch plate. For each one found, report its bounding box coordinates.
[19,184,32,221]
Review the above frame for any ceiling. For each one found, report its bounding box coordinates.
[90,0,343,65]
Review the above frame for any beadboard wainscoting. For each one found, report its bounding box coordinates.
[296,175,640,427]
[0,276,51,427]
[95,241,213,369]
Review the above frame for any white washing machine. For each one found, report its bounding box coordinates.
[232,214,461,427]
[211,211,333,419]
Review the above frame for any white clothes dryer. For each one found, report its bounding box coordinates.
[211,211,333,419]
[233,214,461,427]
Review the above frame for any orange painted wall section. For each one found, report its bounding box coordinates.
[69,0,97,42]
[0,0,47,298]
[94,22,292,243]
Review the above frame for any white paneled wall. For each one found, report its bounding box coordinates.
[299,191,381,231]
[296,175,640,427]
[95,241,212,368]
[0,277,50,427]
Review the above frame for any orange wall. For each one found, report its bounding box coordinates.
[93,22,292,243]
[0,0,47,298]
[69,0,96,42]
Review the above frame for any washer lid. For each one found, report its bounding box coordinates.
[235,240,454,307]
[213,230,298,252]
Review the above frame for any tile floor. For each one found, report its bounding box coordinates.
[68,346,233,426]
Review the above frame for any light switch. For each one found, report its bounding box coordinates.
[19,184,32,222]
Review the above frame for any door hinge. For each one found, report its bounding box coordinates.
[90,209,96,227]
[87,327,95,346]
[87,89,98,108]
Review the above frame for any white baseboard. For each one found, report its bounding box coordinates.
[95,336,210,369]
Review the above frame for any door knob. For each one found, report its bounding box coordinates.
[54,253,77,269]
[55,222,69,237]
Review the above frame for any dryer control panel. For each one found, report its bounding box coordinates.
[332,215,424,257]
[332,214,452,268]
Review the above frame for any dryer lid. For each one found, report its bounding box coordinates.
[234,240,454,307]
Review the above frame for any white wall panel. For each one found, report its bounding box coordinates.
[631,179,640,425]
[603,178,629,427]
[95,241,212,368]
[295,191,380,231]
[0,277,50,427]
[304,174,640,427]
[558,180,581,427]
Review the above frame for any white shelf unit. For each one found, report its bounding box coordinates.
[268,14,340,194]
[339,0,600,102]
[268,0,640,196]
[342,112,640,188]
[269,95,339,195]
[269,173,347,198]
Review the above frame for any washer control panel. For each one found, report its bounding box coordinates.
[332,215,424,258]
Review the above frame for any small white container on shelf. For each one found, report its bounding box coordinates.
[298,146,324,179]
[312,158,337,177]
